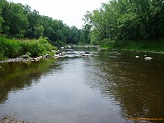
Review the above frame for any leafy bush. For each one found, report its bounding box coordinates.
[100,38,116,48]
[0,37,22,58]
[0,37,56,60]
[52,40,66,48]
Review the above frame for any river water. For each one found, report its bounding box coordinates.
[0,48,164,123]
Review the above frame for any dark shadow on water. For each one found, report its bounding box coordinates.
[0,59,60,104]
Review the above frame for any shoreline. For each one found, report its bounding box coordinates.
[0,54,57,64]
[0,115,31,123]
[100,40,164,54]
[111,48,164,54]
[98,46,164,55]
[1,48,164,64]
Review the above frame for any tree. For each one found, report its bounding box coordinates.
[79,24,91,44]
[25,9,41,39]
[0,6,4,33]
[34,24,44,38]
[0,0,11,35]
[67,26,80,44]
[84,0,164,44]
[8,3,28,38]
[0,0,83,46]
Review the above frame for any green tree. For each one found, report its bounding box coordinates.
[79,24,91,44]
[84,0,164,44]
[0,0,11,35]
[8,3,28,38]
[34,24,44,38]
[0,8,4,33]
[67,26,80,44]
[25,9,41,39]
[0,1,29,38]
[0,0,83,46]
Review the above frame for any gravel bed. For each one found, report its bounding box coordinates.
[0,116,31,123]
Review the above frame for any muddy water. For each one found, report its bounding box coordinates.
[0,49,164,123]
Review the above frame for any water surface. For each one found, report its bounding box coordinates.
[0,49,164,123]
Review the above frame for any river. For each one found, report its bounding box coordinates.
[0,48,164,123]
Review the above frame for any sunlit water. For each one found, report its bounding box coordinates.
[0,48,164,123]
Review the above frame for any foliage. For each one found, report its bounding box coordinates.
[84,0,164,45]
[0,0,84,47]
[100,38,164,52]
[0,37,22,59]
[0,6,4,33]
[0,0,90,59]
[67,26,81,44]
[0,1,29,38]
[0,36,56,60]
[79,24,91,44]
[51,40,66,48]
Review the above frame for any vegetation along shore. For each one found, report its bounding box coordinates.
[0,37,56,61]
[0,0,164,122]
[83,0,164,52]
[0,0,164,61]
[100,40,164,53]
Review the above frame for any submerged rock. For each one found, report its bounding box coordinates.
[82,51,94,57]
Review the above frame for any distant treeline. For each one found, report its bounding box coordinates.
[84,0,164,45]
[0,0,91,46]
[0,0,164,52]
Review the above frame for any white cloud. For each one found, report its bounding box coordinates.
[9,0,109,28]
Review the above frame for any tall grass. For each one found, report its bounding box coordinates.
[101,39,164,52]
[0,37,57,60]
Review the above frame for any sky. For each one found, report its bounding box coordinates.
[8,0,109,28]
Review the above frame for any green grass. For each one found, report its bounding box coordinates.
[101,39,164,53]
[0,37,57,60]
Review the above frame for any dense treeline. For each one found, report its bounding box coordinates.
[1,0,163,56]
[0,0,92,60]
[84,0,164,46]
[0,0,90,46]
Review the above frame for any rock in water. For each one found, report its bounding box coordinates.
[22,54,29,59]
[144,57,153,60]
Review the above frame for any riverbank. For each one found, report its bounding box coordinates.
[0,116,31,123]
[64,44,100,49]
[0,37,57,61]
[101,40,164,53]
[0,54,55,64]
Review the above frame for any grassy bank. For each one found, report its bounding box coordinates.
[101,39,164,53]
[0,37,57,60]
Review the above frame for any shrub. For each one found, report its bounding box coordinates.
[0,36,56,60]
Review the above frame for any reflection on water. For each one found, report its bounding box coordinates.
[84,50,164,120]
[0,59,59,104]
[0,49,164,123]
